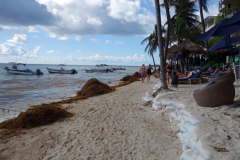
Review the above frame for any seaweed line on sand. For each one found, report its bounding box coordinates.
[0,72,140,139]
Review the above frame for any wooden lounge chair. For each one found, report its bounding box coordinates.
[209,72,235,83]
[193,79,235,107]
[178,72,201,84]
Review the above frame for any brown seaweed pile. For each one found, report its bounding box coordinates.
[0,105,73,130]
[76,78,114,98]
[0,75,137,139]
[112,72,140,89]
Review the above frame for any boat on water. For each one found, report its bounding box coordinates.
[3,62,43,75]
[111,66,126,70]
[85,65,113,73]
[46,64,78,74]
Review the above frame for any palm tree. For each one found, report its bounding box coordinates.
[141,25,166,71]
[154,0,168,89]
[171,0,199,27]
[198,0,213,71]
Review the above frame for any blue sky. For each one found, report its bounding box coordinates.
[0,0,219,65]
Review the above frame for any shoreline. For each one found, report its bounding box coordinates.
[0,76,182,159]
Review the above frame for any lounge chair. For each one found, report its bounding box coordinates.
[209,71,235,83]
[193,79,235,107]
[178,72,201,84]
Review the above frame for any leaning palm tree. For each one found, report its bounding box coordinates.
[141,25,166,71]
[198,0,213,71]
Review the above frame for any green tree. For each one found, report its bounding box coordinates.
[171,0,199,27]
[141,25,166,71]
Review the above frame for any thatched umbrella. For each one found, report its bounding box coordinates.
[171,41,206,71]
[166,45,178,59]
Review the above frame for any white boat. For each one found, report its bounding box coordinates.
[85,65,110,73]
[46,64,78,74]
[3,62,43,75]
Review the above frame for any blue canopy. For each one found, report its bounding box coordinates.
[222,10,240,27]
[196,18,240,41]
[172,54,185,61]
[207,36,240,51]
[233,46,240,53]
[58,64,66,66]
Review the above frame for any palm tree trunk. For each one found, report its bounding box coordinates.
[199,0,213,72]
[152,55,157,72]
[163,0,171,64]
[154,0,168,89]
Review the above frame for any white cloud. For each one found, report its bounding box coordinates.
[85,0,106,6]
[74,53,146,63]
[75,35,83,41]
[0,26,3,31]
[76,50,81,53]
[89,39,97,42]
[7,34,28,44]
[195,2,219,20]
[33,35,39,38]
[87,18,103,26]
[0,43,18,55]
[28,26,38,32]
[47,50,56,53]
[106,40,110,44]
[116,41,124,44]
[107,0,141,22]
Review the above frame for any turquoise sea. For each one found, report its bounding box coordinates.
[0,63,140,122]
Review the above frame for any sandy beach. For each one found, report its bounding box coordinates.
[0,77,182,160]
[1,75,240,160]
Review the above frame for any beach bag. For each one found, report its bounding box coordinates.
[138,74,141,78]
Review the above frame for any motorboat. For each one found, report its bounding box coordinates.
[85,65,110,73]
[111,66,126,70]
[46,64,78,74]
[3,62,43,75]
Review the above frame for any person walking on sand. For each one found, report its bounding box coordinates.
[139,64,146,83]
[166,61,174,84]
[146,64,153,82]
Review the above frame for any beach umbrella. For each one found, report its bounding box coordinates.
[171,41,205,71]
[207,36,240,51]
[196,19,240,41]
[172,54,185,62]
[166,45,179,59]
[222,10,240,27]
[233,46,240,53]
[196,18,240,63]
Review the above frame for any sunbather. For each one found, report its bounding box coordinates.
[177,71,195,78]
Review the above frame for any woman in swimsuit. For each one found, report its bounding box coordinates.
[146,64,153,82]
[165,61,174,84]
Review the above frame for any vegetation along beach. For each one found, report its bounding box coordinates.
[1,0,240,160]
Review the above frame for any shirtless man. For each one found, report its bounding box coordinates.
[139,64,146,83]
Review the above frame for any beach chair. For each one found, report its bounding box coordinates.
[178,72,201,84]
[193,79,235,107]
[209,72,235,83]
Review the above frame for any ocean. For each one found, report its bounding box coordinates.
[0,63,140,122]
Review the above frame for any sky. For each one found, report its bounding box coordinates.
[0,0,219,65]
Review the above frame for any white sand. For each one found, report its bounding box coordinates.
[151,80,240,160]
[0,77,182,160]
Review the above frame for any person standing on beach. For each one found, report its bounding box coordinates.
[139,64,146,83]
[166,61,174,84]
[146,64,153,82]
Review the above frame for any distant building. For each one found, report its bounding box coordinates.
[198,16,217,32]
[219,0,240,17]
